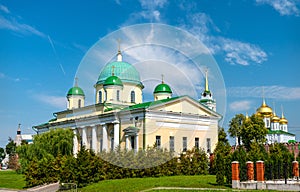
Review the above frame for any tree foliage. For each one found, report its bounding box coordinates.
[228,114,245,146]
[241,114,267,151]
[214,127,232,185]
[0,147,5,163]
[17,128,74,173]
[5,138,16,156]
[17,128,209,188]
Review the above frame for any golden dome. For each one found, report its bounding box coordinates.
[271,113,280,123]
[279,112,288,124]
[256,100,273,116]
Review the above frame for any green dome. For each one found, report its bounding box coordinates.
[67,86,85,96]
[97,61,142,87]
[154,83,172,94]
[104,75,123,87]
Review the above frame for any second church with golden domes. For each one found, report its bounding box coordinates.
[33,48,221,155]
[256,99,295,143]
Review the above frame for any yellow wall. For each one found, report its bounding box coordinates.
[95,83,143,105]
[67,95,85,110]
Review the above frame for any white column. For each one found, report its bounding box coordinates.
[102,124,108,151]
[82,127,87,147]
[125,135,130,150]
[92,126,97,152]
[135,134,139,153]
[73,129,78,156]
[113,123,120,149]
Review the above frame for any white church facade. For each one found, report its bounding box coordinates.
[33,49,221,155]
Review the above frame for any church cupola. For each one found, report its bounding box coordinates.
[199,70,216,111]
[279,106,288,132]
[271,105,280,131]
[103,67,124,104]
[67,78,85,110]
[153,75,172,101]
[95,41,143,105]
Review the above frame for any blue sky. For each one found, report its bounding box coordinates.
[1,0,300,148]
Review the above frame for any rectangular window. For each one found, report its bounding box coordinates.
[195,137,199,149]
[206,138,211,153]
[183,137,187,152]
[169,136,174,152]
[117,90,120,101]
[156,135,161,149]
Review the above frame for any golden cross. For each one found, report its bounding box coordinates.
[161,74,164,83]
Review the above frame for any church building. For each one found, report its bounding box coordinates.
[256,99,295,143]
[33,48,221,155]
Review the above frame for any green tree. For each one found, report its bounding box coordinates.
[214,128,232,185]
[17,128,74,175]
[0,147,5,163]
[228,114,245,146]
[5,138,16,156]
[241,114,267,151]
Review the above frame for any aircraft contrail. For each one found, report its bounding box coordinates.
[48,35,66,75]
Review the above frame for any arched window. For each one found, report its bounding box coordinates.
[99,91,102,103]
[117,90,120,101]
[104,90,107,101]
[130,91,135,103]
[78,99,81,108]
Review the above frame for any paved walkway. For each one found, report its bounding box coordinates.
[0,182,59,192]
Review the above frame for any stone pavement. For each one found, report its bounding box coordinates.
[0,182,59,192]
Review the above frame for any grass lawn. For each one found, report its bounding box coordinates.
[81,175,231,192]
[0,170,26,189]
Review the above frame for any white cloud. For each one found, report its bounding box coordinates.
[139,0,168,9]
[0,4,10,13]
[228,86,300,100]
[181,12,268,66]
[229,100,252,112]
[0,4,45,38]
[34,94,66,109]
[217,37,268,65]
[124,0,168,24]
[0,16,45,37]
[256,0,300,16]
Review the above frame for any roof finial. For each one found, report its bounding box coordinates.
[262,86,266,106]
[117,38,122,62]
[273,101,276,116]
[281,104,285,118]
[205,69,209,92]
[75,77,78,87]
[112,65,115,76]
[161,74,164,84]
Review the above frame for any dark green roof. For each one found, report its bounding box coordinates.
[122,96,180,111]
[67,86,85,96]
[153,83,172,94]
[268,130,295,136]
[104,75,123,87]
[200,98,215,103]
